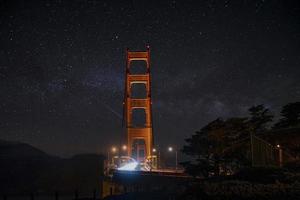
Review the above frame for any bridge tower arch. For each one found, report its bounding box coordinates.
[123,47,153,162]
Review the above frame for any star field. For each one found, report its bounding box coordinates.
[0,0,299,156]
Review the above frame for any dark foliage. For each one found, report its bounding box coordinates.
[248,104,273,134]
[180,103,300,177]
[273,102,300,129]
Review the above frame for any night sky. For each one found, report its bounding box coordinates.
[0,0,299,157]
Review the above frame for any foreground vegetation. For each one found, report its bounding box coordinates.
[181,102,300,177]
[178,166,300,200]
[177,101,300,199]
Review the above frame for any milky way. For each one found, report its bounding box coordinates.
[0,0,299,156]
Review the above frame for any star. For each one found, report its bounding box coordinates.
[0,0,298,157]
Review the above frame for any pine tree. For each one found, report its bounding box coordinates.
[273,102,300,129]
[248,104,273,134]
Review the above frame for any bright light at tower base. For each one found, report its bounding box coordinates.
[117,161,138,171]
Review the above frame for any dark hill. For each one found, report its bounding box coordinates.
[0,139,54,159]
[0,140,104,195]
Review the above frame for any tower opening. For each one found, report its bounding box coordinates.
[129,60,148,74]
[131,139,146,161]
[131,108,146,127]
[131,83,147,98]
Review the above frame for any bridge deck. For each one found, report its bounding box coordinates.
[112,169,195,185]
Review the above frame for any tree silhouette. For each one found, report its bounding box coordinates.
[181,105,275,177]
[247,104,273,134]
[181,118,251,177]
[181,103,299,177]
[273,102,300,129]
[181,118,225,177]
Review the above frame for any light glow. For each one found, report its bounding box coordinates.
[117,161,138,171]
[111,147,117,153]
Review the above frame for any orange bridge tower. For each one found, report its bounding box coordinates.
[123,47,153,162]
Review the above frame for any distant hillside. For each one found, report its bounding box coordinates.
[0,140,105,194]
[0,139,54,159]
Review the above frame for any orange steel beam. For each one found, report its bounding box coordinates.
[124,47,153,161]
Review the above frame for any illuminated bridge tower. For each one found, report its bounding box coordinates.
[124,47,153,162]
